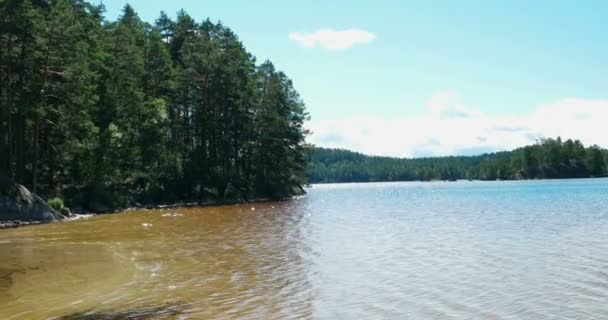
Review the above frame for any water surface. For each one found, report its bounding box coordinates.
[1,179,608,319]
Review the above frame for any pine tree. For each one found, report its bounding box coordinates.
[36,0,99,196]
[0,2,311,209]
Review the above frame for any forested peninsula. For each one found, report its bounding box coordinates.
[310,138,608,183]
[0,1,309,212]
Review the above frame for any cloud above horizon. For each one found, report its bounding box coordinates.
[308,91,608,157]
[289,28,376,50]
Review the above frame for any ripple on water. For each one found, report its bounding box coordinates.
[1,180,608,319]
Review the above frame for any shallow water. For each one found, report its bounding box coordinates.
[1,179,608,319]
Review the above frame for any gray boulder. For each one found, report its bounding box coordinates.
[0,177,64,222]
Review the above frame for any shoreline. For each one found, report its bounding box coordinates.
[0,196,302,230]
[308,176,608,185]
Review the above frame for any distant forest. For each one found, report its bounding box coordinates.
[310,138,608,183]
[0,1,309,210]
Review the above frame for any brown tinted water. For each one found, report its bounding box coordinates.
[0,200,313,320]
[2,180,608,319]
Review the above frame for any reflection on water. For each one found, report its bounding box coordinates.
[2,179,608,319]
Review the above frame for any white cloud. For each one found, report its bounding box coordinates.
[308,92,608,158]
[289,28,376,51]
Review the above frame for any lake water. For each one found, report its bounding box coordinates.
[1,179,608,319]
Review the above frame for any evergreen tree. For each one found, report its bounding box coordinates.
[586,146,606,177]
[36,0,99,196]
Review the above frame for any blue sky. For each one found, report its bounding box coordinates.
[104,1,608,157]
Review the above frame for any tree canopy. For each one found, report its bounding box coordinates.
[0,1,310,210]
[310,138,608,183]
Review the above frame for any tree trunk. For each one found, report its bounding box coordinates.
[15,41,27,185]
[32,118,40,193]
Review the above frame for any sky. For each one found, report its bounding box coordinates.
[104,0,608,157]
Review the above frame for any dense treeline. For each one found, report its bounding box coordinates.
[0,1,309,210]
[310,138,608,183]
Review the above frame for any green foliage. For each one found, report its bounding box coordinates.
[310,138,607,183]
[48,197,64,211]
[0,2,309,209]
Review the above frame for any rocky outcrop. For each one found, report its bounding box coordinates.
[0,177,65,223]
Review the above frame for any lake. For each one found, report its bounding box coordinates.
[1,179,608,319]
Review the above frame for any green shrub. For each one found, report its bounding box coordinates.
[48,197,64,211]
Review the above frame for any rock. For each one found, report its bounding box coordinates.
[0,177,65,222]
